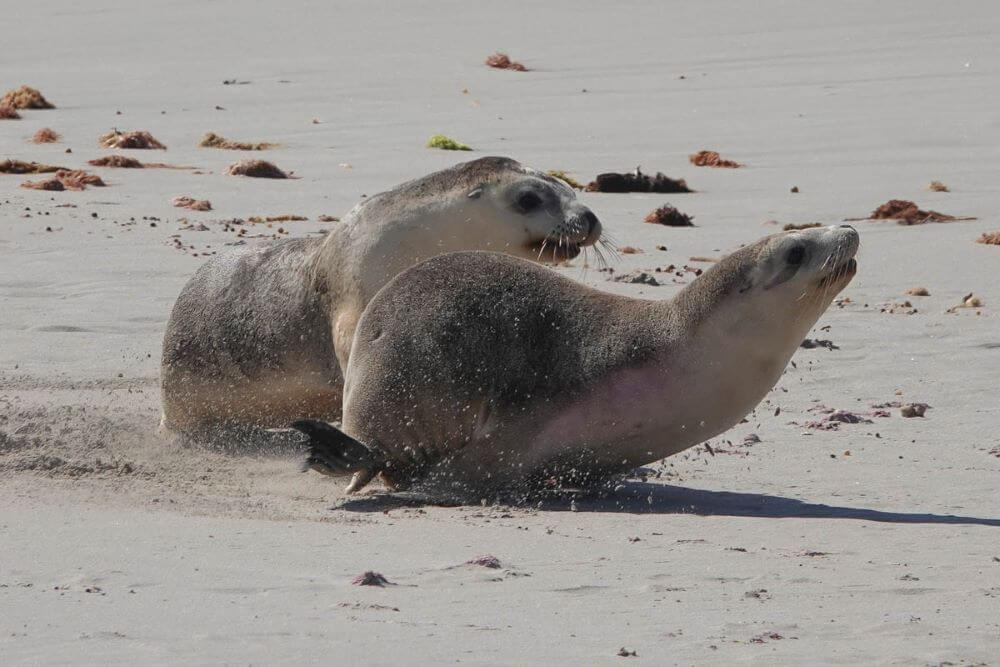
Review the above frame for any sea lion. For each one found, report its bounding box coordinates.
[294,225,859,498]
[160,157,603,436]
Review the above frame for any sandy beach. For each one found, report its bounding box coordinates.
[2,1,999,663]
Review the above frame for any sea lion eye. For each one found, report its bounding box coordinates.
[515,191,543,212]
[786,245,806,266]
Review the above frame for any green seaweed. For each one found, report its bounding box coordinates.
[546,170,585,190]
[426,134,472,151]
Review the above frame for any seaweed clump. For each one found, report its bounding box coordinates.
[1,86,54,109]
[546,170,585,190]
[427,134,472,151]
[224,159,288,178]
[21,170,104,191]
[352,571,391,586]
[173,196,212,211]
[99,130,166,149]
[88,155,144,168]
[21,178,64,191]
[644,204,693,227]
[868,199,972,225]
[783,222,822,231]
[586,168,691,193]
[689,150,742,168]
[32,128,59,143]
[0,105,20,120]
[199,132,276,150]
[56,170,105,189]
[0,159,67,174]
[485,52,528,71]
[977,232,1000,246]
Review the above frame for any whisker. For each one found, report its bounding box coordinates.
[537,238,549,262]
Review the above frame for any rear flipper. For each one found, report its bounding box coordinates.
[291,420,386,493]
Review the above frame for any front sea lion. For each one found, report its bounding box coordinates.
[160,157,602,436]
[294,225,859,498]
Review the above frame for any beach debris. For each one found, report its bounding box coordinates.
[616,647,638,657]
[977,232,1000,246]
[749,632,784,644]
[619,246,641,254]
[222,79,250,85]
[99,130,166,149]
[947,293,984,313]
[800,338,839,350]
[611,271,660,286]
[546,170,585,190]
[248,214,307,223]
[644,204,693,227]
[744,588,770,601]
[465,555,502,569]
[928,180,949,192]
[783,222,821,231]
[905,287,930,296]
[87,155,192,169]
[20,178,64,191]
[55,170,105,189]
[0,159,67,174]
[880,300,917,315]
[352,571,392,586]
[317,214,340,222]
[426,134,472,151]
[1,85,54,109]
[88,155,144,168]
[790,186,799,193]
[0,105,21,119]
[802,408,873,430]
[485,52,527,71]
[337,602,399,612]
[22,169,105,191]
[689,150,742,168]
[173,196,212,211]
[199,132,276,150]
[827,410,872,424]
[31,128,59,143]
[900,403,930,418]
[862,199,974,225]
[224,159,288,178]
[586,167,692,193]
[689,256,719,263]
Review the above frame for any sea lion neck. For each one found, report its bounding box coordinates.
[666,249,757,335]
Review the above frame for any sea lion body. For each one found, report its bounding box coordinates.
[297,225,859,498]
[160,157,601,435]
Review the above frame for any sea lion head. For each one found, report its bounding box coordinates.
[678,225,859,344]
[457,157,603,262]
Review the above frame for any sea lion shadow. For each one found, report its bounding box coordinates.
[335,481,1000,526]
[567,482,1000,526]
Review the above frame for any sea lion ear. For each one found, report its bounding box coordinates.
[467,187,483,199]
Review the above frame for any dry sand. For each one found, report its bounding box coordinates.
[2,1,999,664]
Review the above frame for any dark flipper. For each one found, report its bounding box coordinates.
[291,420,384,475]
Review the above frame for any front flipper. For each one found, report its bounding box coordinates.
[291,419,385,478]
